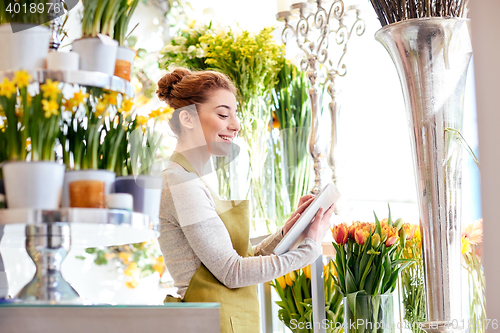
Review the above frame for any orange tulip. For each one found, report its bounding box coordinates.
[332,223,349,245]
[385,226,399,246]
[276,275,287,289]
[303,265,311,279]
[402,223,418,240]
[354,227,370,245]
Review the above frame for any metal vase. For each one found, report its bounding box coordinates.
[375,18,472,330]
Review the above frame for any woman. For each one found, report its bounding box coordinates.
[156,68,334,333]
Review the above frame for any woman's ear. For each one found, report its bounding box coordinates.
[178,109,194,130]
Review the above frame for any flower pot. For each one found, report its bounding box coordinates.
[114,175,162,222]
[344,294,395,333]
[72,36,118,76]
[69,180,106,208]
[61,170,116,208]
[1,161,65,209]
[47,51,79,71]
[0,23,50,71]
[114,46,135,81]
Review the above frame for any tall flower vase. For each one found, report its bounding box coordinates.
[241,96,276,235]
[344,295,395,333]
[375,18,472,329]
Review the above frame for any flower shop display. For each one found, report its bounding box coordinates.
[461,219,485,333]
[399,225,426,333]
[0,72,65,209]
[272,59,312,226]
[372,0,472,326]
[271,261,343,333]
[0,0,50,71]
[331,212,413,333]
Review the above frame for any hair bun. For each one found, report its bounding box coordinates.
[157,68,192,101]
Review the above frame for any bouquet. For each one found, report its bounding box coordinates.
[331,209,414,332]
[271,261,343,333]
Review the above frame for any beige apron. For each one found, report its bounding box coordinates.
[164,151,261,333]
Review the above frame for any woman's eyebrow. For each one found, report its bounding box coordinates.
[215,105,230,109]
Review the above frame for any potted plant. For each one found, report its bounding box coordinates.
[0,72,65,209]
[0,0,50,71]
[113,0,139,81]
[72,0,121,75]
[59,89,121,207]
[114,106,173,222]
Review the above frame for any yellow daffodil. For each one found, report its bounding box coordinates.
[119,97,134,113]
[95,101,107,117]
[40,79,61,100]
[0,77,17,99]
[102,91,118,106]
[125,280,139,289]
[72,90,90,105]
[13,70,32,89]
[135,115,149,127]
[42,99,59,118]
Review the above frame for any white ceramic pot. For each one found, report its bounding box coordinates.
[114,46,135,81]
[1,161,65,209]
[114,175,162,222]
[72,36,118,76]
[0,24,50,71]
[47,51,79,71]
[61,170,116,208]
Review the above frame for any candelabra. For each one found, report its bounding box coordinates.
[277,0,365,195]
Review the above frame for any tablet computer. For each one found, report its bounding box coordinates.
[274,183,341,255]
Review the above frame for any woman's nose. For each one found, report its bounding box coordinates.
[230,115,240,133]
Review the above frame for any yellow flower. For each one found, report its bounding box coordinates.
[119,97,134,113]
[0,77,17,99]
[136,115,149,126]
[119,252,130,264]
[40,79,61,100]
[42,99,59,118]
[95,101,107,117]
[276,275,287,290]
[285,271,296,286]
[125,280,139,289]
[13,70,32,89]
[461,236,471,254]
[303,265,311,279]
[102,91,118,106]
[124,262,138,276]
[73,90,90,105]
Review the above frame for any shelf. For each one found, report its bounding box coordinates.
[0,69,135,97]
[0,208,159,247]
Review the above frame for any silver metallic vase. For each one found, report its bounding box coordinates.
[375,18,472,330]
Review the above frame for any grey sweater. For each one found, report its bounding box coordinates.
[158,160,322,298]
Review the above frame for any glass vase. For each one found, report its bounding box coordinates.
[344,294,395,333]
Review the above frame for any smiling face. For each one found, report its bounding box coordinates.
[197,88,240,156]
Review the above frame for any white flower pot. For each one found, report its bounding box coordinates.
[47,51,79,71]
[114,175,162,222]
[1,161,65,209]
[72,36,118,76]
[0,24,50,71]
[61,170,116,208]
[114,46,135,81]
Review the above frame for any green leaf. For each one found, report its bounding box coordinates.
[346,267,357,293]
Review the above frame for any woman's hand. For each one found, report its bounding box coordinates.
[306,204,335,244]
[282,194,316,236]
